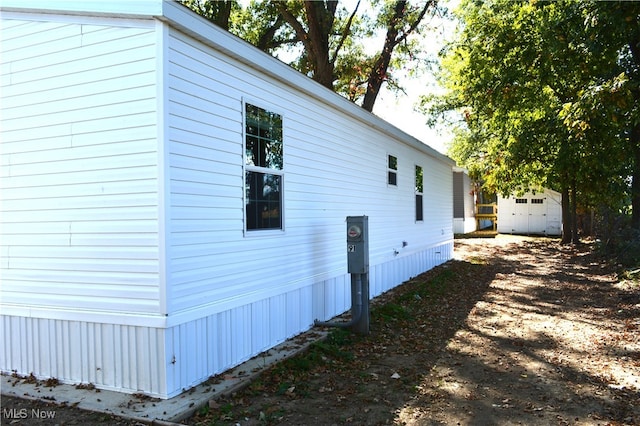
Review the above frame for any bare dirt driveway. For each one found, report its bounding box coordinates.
[2,235,639,425]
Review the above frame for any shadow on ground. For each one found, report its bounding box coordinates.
[395,238,639,426]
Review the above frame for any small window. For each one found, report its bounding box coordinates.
[388,155,397,186]
[531,198,544,204]
[244,103,283,231]
[515,198,527,204]
[415,165,424,221]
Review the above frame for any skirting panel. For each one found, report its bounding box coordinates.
[0,315,168,397]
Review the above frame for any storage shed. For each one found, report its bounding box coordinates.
[0,1,455,398]
[452,167,476,234]
[497,188,562,236]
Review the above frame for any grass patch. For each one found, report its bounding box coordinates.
[373,302,412,321]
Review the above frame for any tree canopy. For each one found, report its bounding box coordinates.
[179,0,442,112]
[423,0,640,241]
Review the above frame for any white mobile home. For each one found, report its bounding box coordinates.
[497,188,562,236]
[0,1,455,398]
[452,167,476,234]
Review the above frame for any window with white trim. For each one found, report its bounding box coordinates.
[415,165,424,221]
[388,154,397,186]
[244,103,283,231]
[515,198,527,204]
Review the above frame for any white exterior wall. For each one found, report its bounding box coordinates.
[160,21,453,394]
[0,12,169,395]
[0,13,161,313]
[1,2,455,399]
[497,188,562,236]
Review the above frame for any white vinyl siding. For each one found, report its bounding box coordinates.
[0,16,160,313]
[165,28,453,318]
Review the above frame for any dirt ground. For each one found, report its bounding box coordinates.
[2,235,639,425]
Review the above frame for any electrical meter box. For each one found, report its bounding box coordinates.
[346,216,369,274]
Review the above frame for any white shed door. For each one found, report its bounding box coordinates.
[513,198,529,233]
[528,197,547,233]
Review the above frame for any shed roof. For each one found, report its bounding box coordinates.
[1,0,455,166]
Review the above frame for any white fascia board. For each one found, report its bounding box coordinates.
[159,1,455,166]
[0,0,163,18]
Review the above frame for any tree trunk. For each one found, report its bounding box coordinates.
[361,0,434,112]
[304,1,336,89]
[631,122,640,229]
[277,1,337,90]
[561,185,572,244]
[571,180,579,244]
[627,29,640,229]
[361,1,406,112]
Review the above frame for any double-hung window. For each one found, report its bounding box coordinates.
[244,103,283,231]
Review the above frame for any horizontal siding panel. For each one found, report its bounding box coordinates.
[2,98,156,133]
[171,193,240,209]
[168,37,243,100]
[3,288,159,312]
[4,30,154,81]
[5,47,155,92]
[2,192,157,212]
[3,140,156,170]
[1,59,156,101]
[170,179,241,198]
[1,206,158,223]
[1,112,157,145]
[170,229,241,246]
[168,123,240,149]
[170,167,241,190]
[1,20,55,41]
[169,153,239,176]
[3,279,158,297]
[3,71,155,112]
[1,166,156,190]
[1,232,157,247]
[1,179,157,201]
[1,23,81,58]
[5,245,157,261]
[168,80,238,122]
[3,257,156,273]
[2,151,157,178]
[168,122,240,156]
[2,125,155,154]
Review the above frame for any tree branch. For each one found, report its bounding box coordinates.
[330,0,361,65]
